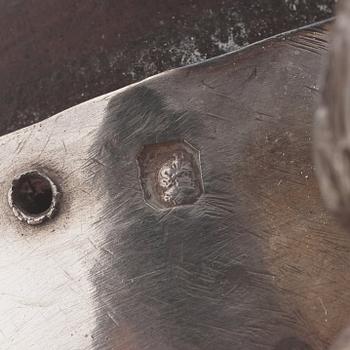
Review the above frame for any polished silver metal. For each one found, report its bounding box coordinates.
[1,19,348,350]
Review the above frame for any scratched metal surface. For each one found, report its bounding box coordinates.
[0,0,335,136]
[1,20,349,350]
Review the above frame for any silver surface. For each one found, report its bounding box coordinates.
[0,20,349,350]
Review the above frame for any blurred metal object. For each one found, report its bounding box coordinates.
[314,1,350,349]
[314,0,350,222]
[331,328,350,350]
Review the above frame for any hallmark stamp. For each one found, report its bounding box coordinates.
[137,141,203,209]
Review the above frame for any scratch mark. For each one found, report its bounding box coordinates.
[256,111,277,119]
[88,237,99,251]
[91,157,108,168]
[243,66,257,84]
[62,140,67,153]
[175,111,191,123]
[107,312,120,327]
[318,297,328,317]
[304,85,320,94]
[101,246,115,257]
[286,39,322,56]
[15,128,34,155]
[37,131,54,160]
[126,269,164,283]
[158,208,175,223]
[61,268,76,282]
[203,111,231,122]
[0,328,6,339]
[298,35,328,51]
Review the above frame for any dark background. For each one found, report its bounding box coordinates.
[0,0,335,135]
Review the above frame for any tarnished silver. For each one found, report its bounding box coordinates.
[2,19,350,350]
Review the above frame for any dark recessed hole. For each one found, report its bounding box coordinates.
[12,173,52,214]
[9,171,59,225]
